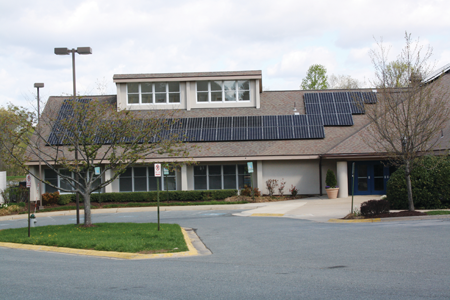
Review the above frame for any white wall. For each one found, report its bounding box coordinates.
[261,160,321,195]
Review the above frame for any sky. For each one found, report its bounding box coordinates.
[1,0,450,111]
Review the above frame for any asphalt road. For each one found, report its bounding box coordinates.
[1,210,450,299]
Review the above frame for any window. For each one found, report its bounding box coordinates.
[196,80,250,103]
[193,164,250,190]
[44,169,101,193]
[119,166,176,192]
[127,82,180,104]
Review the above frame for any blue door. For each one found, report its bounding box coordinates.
[352,162,391,195]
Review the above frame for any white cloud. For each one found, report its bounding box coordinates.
[0,0,449,109]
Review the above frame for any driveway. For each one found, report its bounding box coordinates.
[1,208,450,299]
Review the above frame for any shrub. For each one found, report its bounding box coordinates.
[54,190,238,205]
[0,186,29,204]
[360,199,390,217]
[241,185,261,197]
[42,191,60,205]
[289,185,298,197]
[278,179,286,196]
[325,169,337,188]
[387,156,450,209]
[265,179,278,196]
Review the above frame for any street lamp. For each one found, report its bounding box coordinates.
[54,47,92,224]
[34,83,44,210]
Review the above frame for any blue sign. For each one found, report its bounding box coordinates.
[247,162,253,173]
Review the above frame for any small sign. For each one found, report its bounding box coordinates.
[94,167,101,175]
[26,174,32,188]
[247,162,253,173]
[163,167,169,175]
[154,163,162,177]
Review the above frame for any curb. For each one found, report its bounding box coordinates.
[328,214,450,223]
[0,227,211,260]
[328,218,381,223]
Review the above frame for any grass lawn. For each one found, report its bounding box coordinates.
[426,210,450,215]
[0,223,188,253]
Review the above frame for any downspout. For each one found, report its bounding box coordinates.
[319,155,323,196]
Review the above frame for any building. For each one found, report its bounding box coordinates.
[28,67,450,200]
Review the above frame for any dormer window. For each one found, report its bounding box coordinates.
[127,82,180,104]
[197,80,250,103]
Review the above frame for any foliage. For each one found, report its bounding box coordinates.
[328,74,362,89]
[0,223,188,253]
[41,191,60,206]
[360,199,390,217]
[0,186,29,204]
[387,156,450,209]
[1,98,195,225]
[301,64,328,90]
[265,179,278,196]
[277,179,286,196]
[366,32,450,210]
[289,185,298,197]
[240,185,261,197]
[0,105,32,176]
[325,169,338,188]
[58,189,237,204]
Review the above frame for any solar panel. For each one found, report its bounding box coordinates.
[337,114,354,126]
[322,114,339,126]
[293,126,309,139]
[309,126,325,139]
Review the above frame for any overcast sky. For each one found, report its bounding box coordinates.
[1,0,449,110]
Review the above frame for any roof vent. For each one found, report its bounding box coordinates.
[293,102,300,115]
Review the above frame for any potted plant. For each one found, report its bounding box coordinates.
[325,169,339,199]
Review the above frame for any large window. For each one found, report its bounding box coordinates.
[193,164,250,190]
[196,80,250,103]
[127,82,180,105]
[44,169,101,193]
[119,166,176,192]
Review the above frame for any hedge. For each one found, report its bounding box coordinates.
[58,189,237,205]
[387,156,450,209]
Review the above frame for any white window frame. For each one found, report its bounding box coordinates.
[119,166,177,192]
[126,82,180,105]
[193,164,248,190]
[196,80,250,103]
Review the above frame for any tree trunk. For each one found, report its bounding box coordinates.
[405,160,415,211]
[83,193,92,225]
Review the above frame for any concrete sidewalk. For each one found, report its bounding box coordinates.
[233,195,378,222]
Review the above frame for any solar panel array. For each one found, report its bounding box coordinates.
[47,91,376,145]
[303,91,377,126]
[47,99,92,145]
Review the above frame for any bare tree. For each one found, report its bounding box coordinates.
[365,33,450,211]
[328,74,362,89]
[1,97,194,225]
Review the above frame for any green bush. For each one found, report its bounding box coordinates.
[55,189,237,204]
[387,156,450,209]
[325,169,337,188]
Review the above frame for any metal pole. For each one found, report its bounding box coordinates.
[72,50,80,225]
[351,162,355,214]
[157,177,160,231]
[37,87,44,210]
[28,194,31,237]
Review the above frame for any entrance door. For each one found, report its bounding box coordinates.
[352,162,390,195]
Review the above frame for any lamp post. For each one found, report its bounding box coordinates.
[54,47,92,225]
[34,83,44,210]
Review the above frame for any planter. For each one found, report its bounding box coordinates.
[326,188,339,199]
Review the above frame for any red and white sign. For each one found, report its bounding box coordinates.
[154,163,162,177]
[26,174,32,188]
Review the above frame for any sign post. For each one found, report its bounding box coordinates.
[247,162,254,201]
[154,163,161,231]
[26,174,31,237]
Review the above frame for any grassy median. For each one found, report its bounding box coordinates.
[0,223,188,253]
